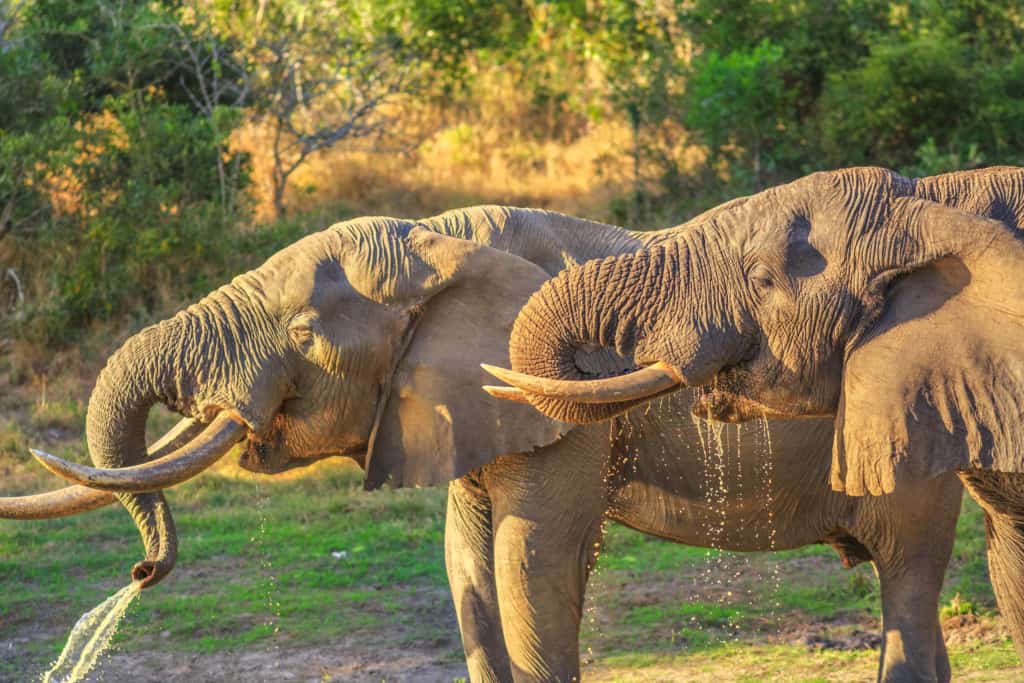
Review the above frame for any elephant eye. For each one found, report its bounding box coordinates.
[748,264,774,299]
[288,318,317,350]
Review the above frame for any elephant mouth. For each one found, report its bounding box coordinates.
[238,449,341,474]
[238,423,368,475]
[692,356,835,423]
[239,435,291,474]
[691,385,791,422]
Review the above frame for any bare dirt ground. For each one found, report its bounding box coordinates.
[9,577,1015,683]
[54,614,1017,683]
[89,643,469,683]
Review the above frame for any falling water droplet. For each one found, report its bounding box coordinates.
[757,414,782,621]
[253,481,283,644]
[41,582,141,683]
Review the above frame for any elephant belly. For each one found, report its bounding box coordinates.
[608,479,838,551]
[606,397,849,552]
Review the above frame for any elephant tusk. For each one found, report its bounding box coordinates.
[481,385,533,404]
[481,361,684,404]
[0,417,205,519]
[0,486,116,519]
[30,411,248,493]
[146,417,206,458]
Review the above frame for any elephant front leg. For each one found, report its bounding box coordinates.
[864,475,960,683]
[487,427,609,683]
[446,476,512,683]
[875,563,949,683]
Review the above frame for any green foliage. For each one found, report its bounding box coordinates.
[666,0,1024,215]
[374,0,531,79]
[818,24,1024,171]
[820,33,973,169]
[685,40,788,189]
[0,0,251,345]
[28,101,240,335]
[4,0,1024,346]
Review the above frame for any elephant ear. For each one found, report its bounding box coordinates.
[364,228,573,489]
[831,198,1024,495]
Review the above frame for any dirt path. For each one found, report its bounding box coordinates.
[87,643,469,683]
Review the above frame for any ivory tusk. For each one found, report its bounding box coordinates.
[147,417,205,458]
[30,411,248,493]
[0,417,205,519]
[0,486,116,519]
[481,361,684,404]
[481,385,532,404]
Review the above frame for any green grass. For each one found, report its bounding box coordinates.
[0,430,1019,681]
[0,454,452,676]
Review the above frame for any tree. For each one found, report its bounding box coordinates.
[160,13,250,220]
[684,40,788,189]
[0,0,252,345]
[253,31,413,218]
[217,1,418,218]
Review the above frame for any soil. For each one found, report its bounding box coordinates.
[943,613,1010,647]
[89,642,469,683]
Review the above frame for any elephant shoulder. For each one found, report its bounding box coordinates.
[419,206,644,276]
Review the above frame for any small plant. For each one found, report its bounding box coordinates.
[940,593,977,620]
[845,566,877,601]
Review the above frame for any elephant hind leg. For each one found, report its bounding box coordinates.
[986,512,1024,660]
[446,476,512,683]
[961,470,1024,662]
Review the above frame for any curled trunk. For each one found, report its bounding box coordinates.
[85,282,278,587]
[86,318,191,586]
[503,231,747,424]
[507,245,682,423]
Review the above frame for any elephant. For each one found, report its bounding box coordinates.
[486,165,1024,681]
[2,204,964,683]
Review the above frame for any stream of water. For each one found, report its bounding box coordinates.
[253,480,282,657]
[40,581,141,683]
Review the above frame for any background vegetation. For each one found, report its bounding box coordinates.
[2,1,1024,680]
[2,0,1023,355]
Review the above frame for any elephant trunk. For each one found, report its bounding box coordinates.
[503,242,677,423]
[86,317,189,587]
[85,281,280,587]
[499,232,747,424]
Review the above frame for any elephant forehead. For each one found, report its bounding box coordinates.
[258,230,402,311]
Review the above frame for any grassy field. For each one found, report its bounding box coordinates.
[1,400,1022,682]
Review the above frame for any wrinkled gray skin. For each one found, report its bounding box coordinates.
[11,206,962,682]
[504,166,1024,681]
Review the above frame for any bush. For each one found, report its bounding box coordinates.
[0,0,250,346]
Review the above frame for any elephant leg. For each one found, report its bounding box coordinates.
[875,562,948,683]
[485,427,609,683]
[445,475,512,683]
[983,510,1024,661]
[864,475,960,683]
[933,627,950,683]
[960,470,1024,661]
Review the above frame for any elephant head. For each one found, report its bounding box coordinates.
[487,166,1024,496]
[2,218,568,586]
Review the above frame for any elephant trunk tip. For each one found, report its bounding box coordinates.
[131,558,171,588]
[131,561,155,585]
